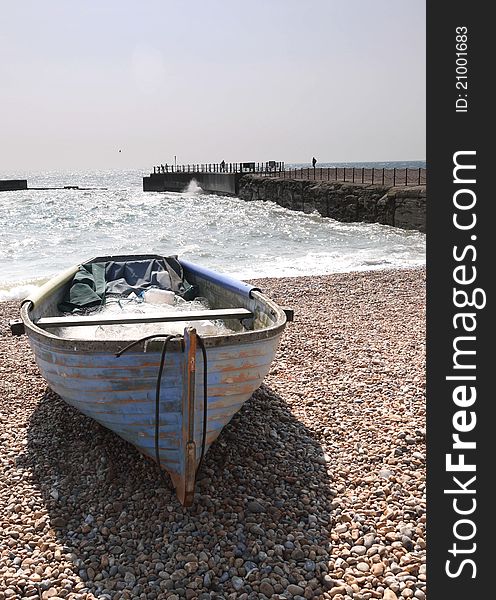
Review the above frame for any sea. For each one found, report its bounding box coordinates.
[0,162,426,302]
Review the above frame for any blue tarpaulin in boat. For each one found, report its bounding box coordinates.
[58,257,197,312]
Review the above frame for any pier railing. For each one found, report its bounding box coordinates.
[270,166,426,186]
[151,163,426,187]
[152,161,285,175]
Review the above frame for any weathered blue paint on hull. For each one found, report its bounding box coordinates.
[27,334,280,468]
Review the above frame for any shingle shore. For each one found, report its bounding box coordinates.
[0,268,426,600]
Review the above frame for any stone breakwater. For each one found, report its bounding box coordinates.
[0,268,425,600]
[238,176,426,233]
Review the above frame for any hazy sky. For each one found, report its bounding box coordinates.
[1,1,425,171]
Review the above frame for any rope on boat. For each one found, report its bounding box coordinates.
[115,331,209,487]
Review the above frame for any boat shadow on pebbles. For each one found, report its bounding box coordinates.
[22,383,333,598]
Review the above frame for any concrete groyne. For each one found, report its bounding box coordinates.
[238,175,426,232]
[0,180,27,191]
[143,172,244,195]
[0,180,106,192]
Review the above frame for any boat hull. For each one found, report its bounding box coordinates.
[19,255,287,505]
[26,332,280,464]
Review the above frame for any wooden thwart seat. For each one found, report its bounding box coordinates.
[35,308,254,329]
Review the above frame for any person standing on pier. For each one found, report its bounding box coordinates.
[312,157,317,169]
[220,160,226,172]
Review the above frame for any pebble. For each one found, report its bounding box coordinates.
[0,270,425,600]
[304,559,316,572]
[371,562,385,576]
[260,581,275,596]
[250,524,265,536]
[287,584,305,596]
[244,561,257,574]
[323,574,335,590]
[184,561,198,574]
[246,500,265,513]
[292,549,305,561]
[231,575,244,591]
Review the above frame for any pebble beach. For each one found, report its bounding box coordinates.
[0,268,426,600]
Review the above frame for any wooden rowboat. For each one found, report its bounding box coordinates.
[13,254,290,505]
